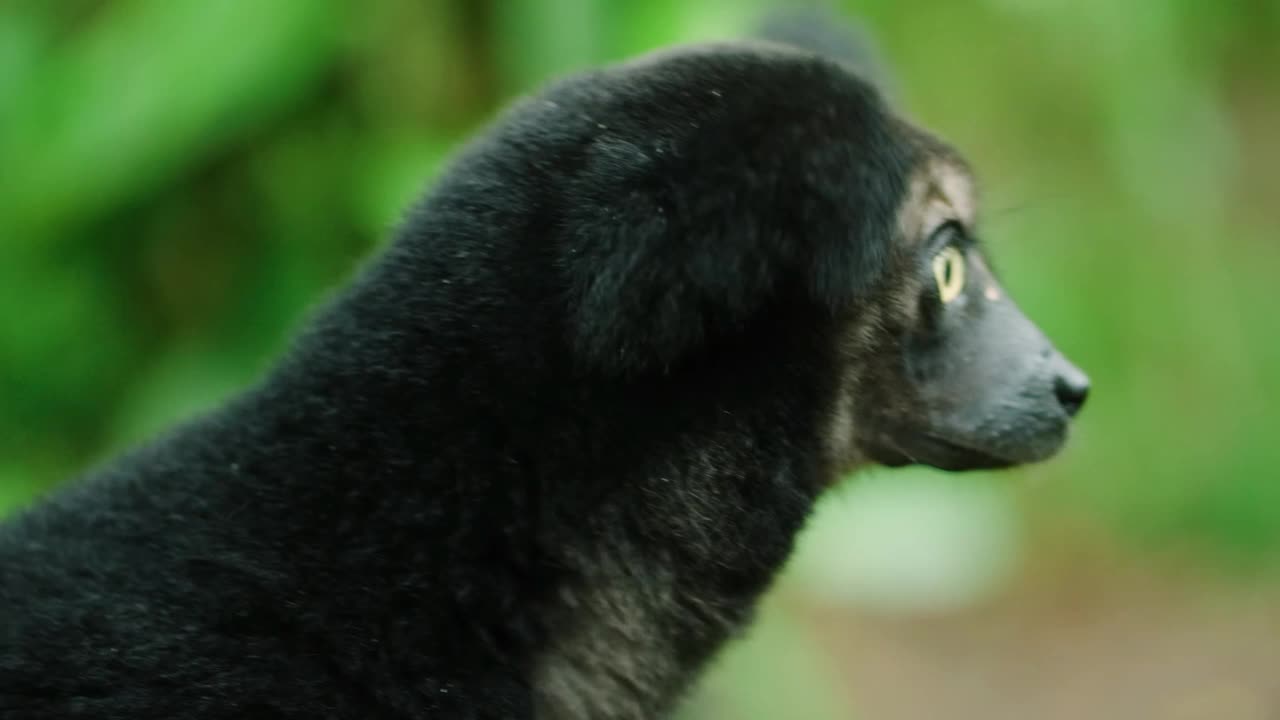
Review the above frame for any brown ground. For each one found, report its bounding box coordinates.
[794,556,1280,720]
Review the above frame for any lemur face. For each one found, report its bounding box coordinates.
[830,144,1089,474]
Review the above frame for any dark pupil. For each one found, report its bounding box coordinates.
[943,259,953,285]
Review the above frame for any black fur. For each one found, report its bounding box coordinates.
[1,43,921,719]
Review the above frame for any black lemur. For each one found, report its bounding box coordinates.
[0,13,1089,720]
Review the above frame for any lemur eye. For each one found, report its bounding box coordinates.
[932,246,966,303]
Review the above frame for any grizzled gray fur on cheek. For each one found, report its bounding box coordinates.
[0,41,921,720]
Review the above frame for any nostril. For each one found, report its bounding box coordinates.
[1054,372,1090,417]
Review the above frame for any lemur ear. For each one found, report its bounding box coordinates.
[755,5,897,101]
[558,112,909,377]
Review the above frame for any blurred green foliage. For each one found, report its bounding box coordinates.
[2,1,1278,717]
[2,0,1278,612]
[4,0,1277,563]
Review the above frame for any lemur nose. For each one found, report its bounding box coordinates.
[1052,361,1090,417]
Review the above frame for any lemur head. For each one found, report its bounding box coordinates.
[827,136,1089,474]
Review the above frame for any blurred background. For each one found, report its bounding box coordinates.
[1,0,1277,717]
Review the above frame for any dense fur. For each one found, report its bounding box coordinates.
[0,41,923,720]
[0,15,1098,717]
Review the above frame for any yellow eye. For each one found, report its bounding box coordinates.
[932,246,966,303]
